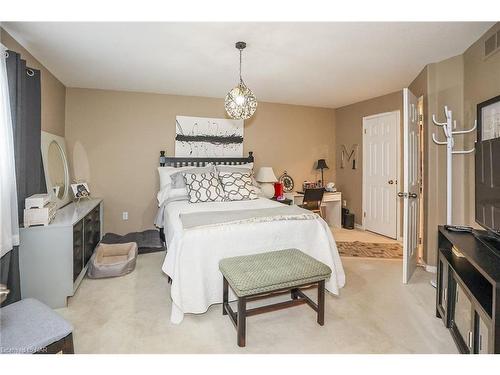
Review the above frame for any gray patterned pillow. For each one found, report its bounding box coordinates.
[219,172,258,201]
[183,172,226,203]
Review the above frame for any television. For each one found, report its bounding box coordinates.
[475,96,500,248]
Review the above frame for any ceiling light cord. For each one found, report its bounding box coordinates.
[239,49,243,84]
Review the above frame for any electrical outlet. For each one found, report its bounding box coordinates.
[343,200,347,207]
[122,211,128,221]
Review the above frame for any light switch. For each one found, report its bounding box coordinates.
[122,212,128,221]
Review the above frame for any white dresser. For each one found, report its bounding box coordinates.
[19,199,103,308]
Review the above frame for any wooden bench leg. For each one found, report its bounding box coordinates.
[223,277,228,315]
[62,333,75,354]
[237,297,246,347]
[317,280,325,326]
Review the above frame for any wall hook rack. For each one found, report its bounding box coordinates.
[432,105,476,225]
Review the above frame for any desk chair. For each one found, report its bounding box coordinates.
[299,188,325,218]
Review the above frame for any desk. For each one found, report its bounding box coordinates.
[284,191,342,228]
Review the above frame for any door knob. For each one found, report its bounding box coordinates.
[388,180,394,185]
[408,193,418,198]
[397,192,406,198]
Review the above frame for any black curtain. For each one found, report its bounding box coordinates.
[0,50,44,307]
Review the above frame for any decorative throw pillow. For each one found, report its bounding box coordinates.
[219,172,258,201]
[183,172,226,203]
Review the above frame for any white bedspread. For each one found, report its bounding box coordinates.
[160,198,345,324]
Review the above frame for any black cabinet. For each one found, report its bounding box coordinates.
[73,203,102,284]
[436,226,500,354]
[84,205,101,265]
[73,219,84,282]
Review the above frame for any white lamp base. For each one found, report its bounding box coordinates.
[260,183,275,199]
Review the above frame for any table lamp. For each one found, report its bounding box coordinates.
[256,167,277,198]
[316,159,329,187]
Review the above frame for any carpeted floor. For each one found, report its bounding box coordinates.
[56,252,456,353]
[337,241,403,259]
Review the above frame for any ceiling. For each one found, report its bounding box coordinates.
[2,22,494,108]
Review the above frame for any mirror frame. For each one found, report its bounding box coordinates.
[41,131,71,209]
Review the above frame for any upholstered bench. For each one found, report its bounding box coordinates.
[0,298,74,354]
[219,249,332,347]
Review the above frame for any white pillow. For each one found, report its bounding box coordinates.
[157,186,189,206]
[158,166,195,190]
[215,162,253,172]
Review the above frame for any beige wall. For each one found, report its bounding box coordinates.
[0,28,66,137]
[334,91,403,233]
[65,88,336,234]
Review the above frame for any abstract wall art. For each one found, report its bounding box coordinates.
[174,116,244,157]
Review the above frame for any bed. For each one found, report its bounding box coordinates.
[154,152,345,324]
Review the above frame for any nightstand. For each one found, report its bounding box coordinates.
[270,197,293,205]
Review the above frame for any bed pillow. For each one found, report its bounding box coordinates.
[219,172,258,201]
[215,162,254,173]
[183,172,226,203]
[215,163,261,193]
[171,165,215,189]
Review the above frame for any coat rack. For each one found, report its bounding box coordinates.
[432,106,476,225]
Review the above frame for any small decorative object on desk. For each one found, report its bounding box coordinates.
[303,181,318,190]
[278,171,294,193]
[325,182,336,192]
[159,150,166,167]
[24,194,57,227]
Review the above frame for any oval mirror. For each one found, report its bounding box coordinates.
[41,131,71,209]
[47,141,67,199]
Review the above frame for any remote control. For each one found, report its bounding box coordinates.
[444,225,473,233]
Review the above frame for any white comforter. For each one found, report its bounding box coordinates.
[160,198,345,324]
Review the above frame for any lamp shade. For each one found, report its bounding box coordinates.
[316,159,329,170]
[255,167,277,183]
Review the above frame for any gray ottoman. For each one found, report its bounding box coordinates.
[0,298,74,354]
[87,242,138,279]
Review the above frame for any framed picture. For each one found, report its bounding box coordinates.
[71,182,90,198]
[477,94,500,141]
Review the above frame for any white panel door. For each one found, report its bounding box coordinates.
[402,88,420,284]
[362,112,399,239]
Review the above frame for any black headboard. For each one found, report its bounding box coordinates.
[159,151,254,167]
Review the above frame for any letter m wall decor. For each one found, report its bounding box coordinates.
[340,144,358,169]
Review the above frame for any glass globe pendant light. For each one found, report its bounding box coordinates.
[224,41,257,120]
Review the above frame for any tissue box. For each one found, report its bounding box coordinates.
[25,193,51,209]
[24,202,57,227]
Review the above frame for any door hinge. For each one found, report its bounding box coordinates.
[418,114,423,122]
[364,129,367,134]
[363,211,366,218]
[418,237,422,245]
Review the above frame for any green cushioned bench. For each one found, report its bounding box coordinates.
[219,249,332,347]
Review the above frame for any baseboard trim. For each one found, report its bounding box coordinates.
[425,265,437,274]
[354,223,364,230]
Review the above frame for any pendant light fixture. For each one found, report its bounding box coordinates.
[224,41,257,120]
